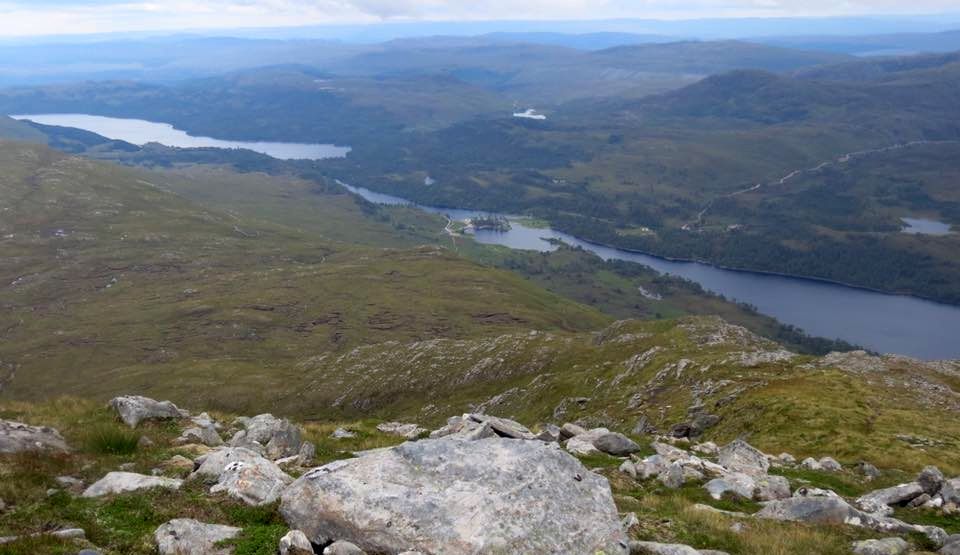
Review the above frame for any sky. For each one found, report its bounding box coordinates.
[1,0,959,37]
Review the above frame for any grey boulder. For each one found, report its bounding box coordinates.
[856,482,925,515]
[754,474,792,501]
[109,396,187,428]
[155,519,240,555]
[280,437,628,555]
[594,432,642,456]
[192,447,268,481]
[209,458,293,506]
[279,530,314,555]
[176,425,224,447]
[704,473,755,500]
[323,540,366,554]
[718,440,769,476]
[231,414,302,459]
[0,420,70,454]
[82,472,182,497]
[918,466,946,495]
[565,427,611,456]
[818,457,842,472]
[851,537,909,555]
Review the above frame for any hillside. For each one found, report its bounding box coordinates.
[0,140,610,412]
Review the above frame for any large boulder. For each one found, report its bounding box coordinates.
[82,472,182,497]
[209,458,293,506]
[280,438,628,555]
[718,440,769,476]
[109,396,187,428]
[594,432,642,456]
[754,475,792,501]
[918,466,946,495]
[231,414,302,459]
[704,473,755,500]
[465,413,536,440]
[176,425,223,447]
[192,447,267,481]
[0,420,70,454]
[565,427,611,456]
[155,519,240,555]
[856,482,925,515]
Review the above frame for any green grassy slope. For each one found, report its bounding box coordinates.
[0,141,609,412]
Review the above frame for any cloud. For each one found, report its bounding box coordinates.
[0,0,958,37]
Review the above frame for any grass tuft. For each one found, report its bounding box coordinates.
[83,424,140,456]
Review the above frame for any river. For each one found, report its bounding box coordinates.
[340,182,960,360]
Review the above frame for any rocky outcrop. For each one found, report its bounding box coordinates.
[230,414,302,459]
[857,483,925,516]
[82,472,182,497]
[154,519,240,555]
[109,395,187,428]
[0,420,70,454]
[280,437,628,555]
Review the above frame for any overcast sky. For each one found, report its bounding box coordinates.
[1,0,959,37]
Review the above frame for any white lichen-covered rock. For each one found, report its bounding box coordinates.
[230,414,302,459]
[279,530,314,555]
[82,472,182,498]
[718,440,769,476]
[0,420,70,454]
[209,459,292,506]
[280,438,628,555]
[154,519,240,555]
[704,473,756,500]
[109,396,187,428]
[799,457,822,471]
[376,422,427,439]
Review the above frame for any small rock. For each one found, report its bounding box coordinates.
[176,425,223,447]
[55,476,85,493]
[161,455,196,473]
[565,427,610,456]
[155,519,240,555]
[82,472,182,498]
[777,453,796,465]
[941,479,960,504]
[718,440,769,476]
[535,424,562,443]
[231,414,303,459]
[330,428,357,440]
[692,442,718,456]
[851,538,909,555]
[118,462,136,471]
[918,466,946,495]
[51,528,85,541]
[279,530,314,555]
[856,482,925,515]
[629,541,701,554]
[908,493,932,508]
[323,540,366,554]
[619,460,637,479]
[298,441,316,465]
[466,413,536,440]
[818,457,842,472]
[109,395,187,428]
[137,435,155,448]
[621,512,640,532]
[755,475,791,501]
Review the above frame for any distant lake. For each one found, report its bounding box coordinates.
[901,217,953,236]
[11,113,351,161]
[340,181,960,360]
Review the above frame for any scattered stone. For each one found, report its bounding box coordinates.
[82,472,182,498]
[109,396,187,428]
[620,460,637,479]
[535,423,562,443]
[819,457,842,472]
[209,458,293,506]
[918,466,946,495]
[777,453,796,465]
[280,438,628,554]
[175,443,212,458]
[161,455,196,473]
[466,413,536,440]
[794,486,840,498]
[856,482,925,515]
[298,441,316,465]
[193,447,277,482]
[376,422,427,439]
[330,428,357,440]
[279,530,314,555]
[908,493,932,508]
[0,420,71,454]
[137,435,155,448]
[942,479,960,504]
[629,541,703,554]
[670,413,720,439]
[594,432,642,456]
[323,540,367,554]
[692,442,718,456]
[718,440,769,476]
[154,519,240,555]
[0,528,87,545]
[622,512,640,532]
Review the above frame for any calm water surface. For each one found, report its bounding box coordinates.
[11,113,351,160]
[340,182,960,360]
